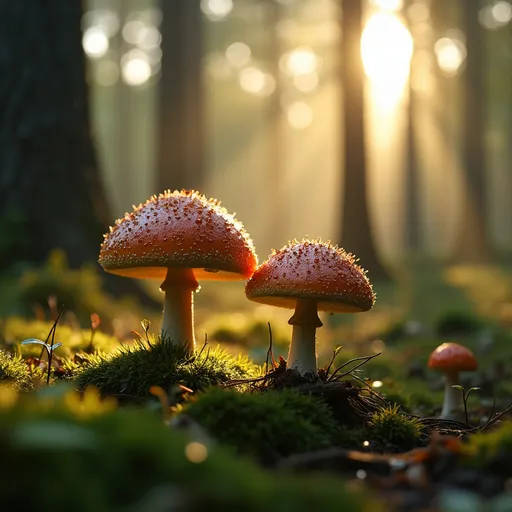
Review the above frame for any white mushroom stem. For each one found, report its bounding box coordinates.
[160,268,199,356]
[287,298,323,377]
[440,370,462,420]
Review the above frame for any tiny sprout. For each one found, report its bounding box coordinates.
[86,313,101,354]
[48,295,58,321]
[141,319,151,342]
[90,313,101,331]
[21,338,63,386]
[21,338,63,353]
[453,385,481,426]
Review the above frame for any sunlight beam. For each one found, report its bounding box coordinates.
[361,12,413,109]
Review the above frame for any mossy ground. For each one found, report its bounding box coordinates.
[74,338,260,399]
[180,387,341,463]
[0,350,33,390]
[0,385,373,512]
[463,421,512,469]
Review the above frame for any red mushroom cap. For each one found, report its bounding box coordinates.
[99,190,258,281]
[428,342,477,372]
[245,239,375,313]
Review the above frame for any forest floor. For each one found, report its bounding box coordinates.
[1,255,512,510]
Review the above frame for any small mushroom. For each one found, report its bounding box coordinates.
[99,190,258,355]
[245,240,375,377]
[428,342,478,420]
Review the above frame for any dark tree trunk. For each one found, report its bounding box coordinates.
[157,0,204,192]
[451,0,492,263]
[0,0,111,269]
[339,0,390,281]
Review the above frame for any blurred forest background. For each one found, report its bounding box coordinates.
[82,0,512,263]
[0,0,511,353]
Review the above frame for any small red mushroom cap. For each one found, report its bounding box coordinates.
[99,190,258,281]
[245,239,375,313]
[428,342,477,372]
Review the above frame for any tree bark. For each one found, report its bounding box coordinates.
[0,0,110,269]
[451,0,492,263]
[157,0,204,192]
[339,0,390,281]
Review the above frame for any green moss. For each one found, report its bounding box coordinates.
[335,426,372,450]
[464,421,512,467]
[369,404,423,450]
[181,387,340,462]
[0,386,371,511]
[75,339,259,398]
[0,350,33,390]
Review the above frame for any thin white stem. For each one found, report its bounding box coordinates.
[287,299,323,377]
[440,371,462,420]
[160,268,198,356]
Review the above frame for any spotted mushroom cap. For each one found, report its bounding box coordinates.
[99,190,258,281]
[245,240,375,313]
[428,343,477,373]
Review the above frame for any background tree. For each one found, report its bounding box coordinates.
[451,0,492,263]
[156,0,204,192]
[0,0,110,269]
[339,0,390,280]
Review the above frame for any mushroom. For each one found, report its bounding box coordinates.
[99,190,258,355]
[428,342,478,420]
[245,240,375,377]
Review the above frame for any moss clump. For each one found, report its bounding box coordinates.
[0,351,32,390]
[464,421,512,468]
[75,340,259,398]
[0,386,371,511]
[369,405,423,450]
[181,387,340,462]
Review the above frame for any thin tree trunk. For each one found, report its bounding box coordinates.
[268,0,285,248]
[339,0,390,281]
[0,0,110,269]
[451,0,492,263]
[157,0,204,192]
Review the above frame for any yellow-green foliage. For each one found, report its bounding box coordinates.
[1,317,121,358]
[369,405,423,449]
[75,339,260,397]
[0,385,371,512]
[181,388,340,462]
[464,421,512,466]
[15,249,120,325]
[0,351,33,390]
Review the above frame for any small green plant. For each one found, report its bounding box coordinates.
[0,351,33,390]
[75,338,259,398]
[369,404,423,450]
[452,385,481,426]
[2,317,121,357]
[181,387,340,462]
